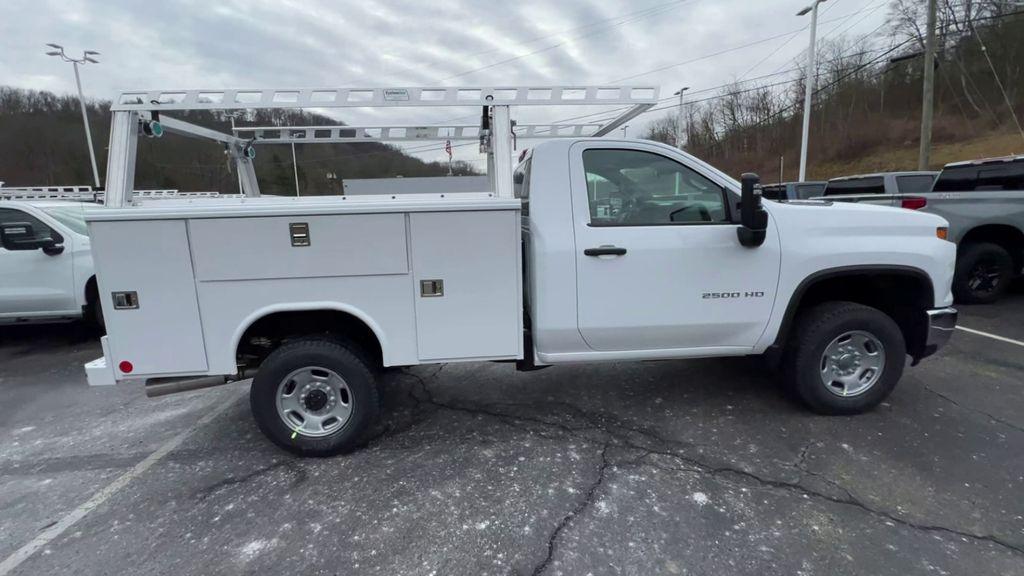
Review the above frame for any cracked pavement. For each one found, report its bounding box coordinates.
[1,288,1023,575]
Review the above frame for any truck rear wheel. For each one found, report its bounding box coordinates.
[250,337,380,457]
[953,242,1013,304]
[783,302,905,415]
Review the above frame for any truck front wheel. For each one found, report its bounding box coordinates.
[783,302,905,415]
[250,337,380,456]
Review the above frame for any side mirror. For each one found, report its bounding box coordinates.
[736,173,768,248]
[0,222,63,254]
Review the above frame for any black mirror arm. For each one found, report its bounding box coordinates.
[737,172,768,248]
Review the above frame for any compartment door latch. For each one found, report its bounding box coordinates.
[111,291,139,310]
[420,279,444,297]
[289,222,310,247]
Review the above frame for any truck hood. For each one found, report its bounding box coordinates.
[766,198,949,231]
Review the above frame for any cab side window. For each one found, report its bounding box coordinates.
[0,208,57,244]
[896,175,937,193]
[583,149,728,226]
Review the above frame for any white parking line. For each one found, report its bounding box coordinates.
[956,325,1024,348]
[0,389,242,576]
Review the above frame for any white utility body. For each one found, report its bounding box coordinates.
[81,85,958,456]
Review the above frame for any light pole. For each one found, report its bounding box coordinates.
[46,44,101,189]
[674,86,690,150]
[621,125,629,138]
[796,0,826,182]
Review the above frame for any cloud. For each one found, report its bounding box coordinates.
[0,0,890,164]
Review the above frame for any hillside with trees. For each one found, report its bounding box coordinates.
[643,0,1024,182]
[0,87,476,195]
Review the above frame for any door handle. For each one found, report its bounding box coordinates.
[584,246,627,256]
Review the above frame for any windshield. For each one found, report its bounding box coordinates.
[43,206,89,236]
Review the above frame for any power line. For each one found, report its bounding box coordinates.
[438,1,874,125]
[969,19,1024,141]
[608,6,891,83]
[697,38,917,151]
[552,47,887,127]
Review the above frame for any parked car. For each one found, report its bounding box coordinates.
[82,85,959,456]
[814,158,1024,303]
[761,181,827,201]
[0,199,101,326]
[822,171,938,197]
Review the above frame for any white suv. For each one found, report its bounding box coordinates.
[0,201,101,327]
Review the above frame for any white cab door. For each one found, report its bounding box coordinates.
[0,207,77,317]
[570,143,781,352]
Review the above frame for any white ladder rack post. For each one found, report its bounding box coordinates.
[103,86,659,207]
[491,105,513,199]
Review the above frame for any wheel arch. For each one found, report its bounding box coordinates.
[768,265,935,364]
[231,302,389,371]
[959,224,1024,274]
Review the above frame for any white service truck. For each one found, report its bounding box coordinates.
[77,86,958,456]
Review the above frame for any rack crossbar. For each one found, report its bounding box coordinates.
[111,86,659,111]
[233,123,605,144]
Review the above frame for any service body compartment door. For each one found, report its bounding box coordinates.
[410,211,521,361]
[570,143,781,352]
[89,219,208,376]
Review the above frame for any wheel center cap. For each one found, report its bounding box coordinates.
[304,389,329,411]
[836,353,858,372]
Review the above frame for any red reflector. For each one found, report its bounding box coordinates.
[901,196,927,210]
[118,361,134,374]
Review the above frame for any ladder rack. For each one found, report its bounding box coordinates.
[102,85,662,207]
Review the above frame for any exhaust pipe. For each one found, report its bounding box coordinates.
[144,368,258,398]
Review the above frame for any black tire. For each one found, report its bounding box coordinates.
[783,301,905,415]
[85,280,106,333]
[953,242,1013,304]
[250,337,380,457]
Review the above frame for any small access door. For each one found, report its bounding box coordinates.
[569,142,781,352]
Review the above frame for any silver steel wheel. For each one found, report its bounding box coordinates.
[819,330,886,397]
[275,366,353,437]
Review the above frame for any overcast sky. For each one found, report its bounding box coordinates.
[0,0,892,167]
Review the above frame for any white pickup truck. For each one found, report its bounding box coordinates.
[0,189,234,327]
[77,86,958,456]
[0,197,100,326]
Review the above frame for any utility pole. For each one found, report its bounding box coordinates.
[918,0,938,170]
[45,44,101,189]
[797,0,826,182]
[674,87,689,149]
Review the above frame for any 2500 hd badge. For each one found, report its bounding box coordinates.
[703,291,766,299]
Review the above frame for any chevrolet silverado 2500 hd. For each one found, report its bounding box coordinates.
[78,86,958,456]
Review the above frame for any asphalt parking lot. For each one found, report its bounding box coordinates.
[1,287,1023,576]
